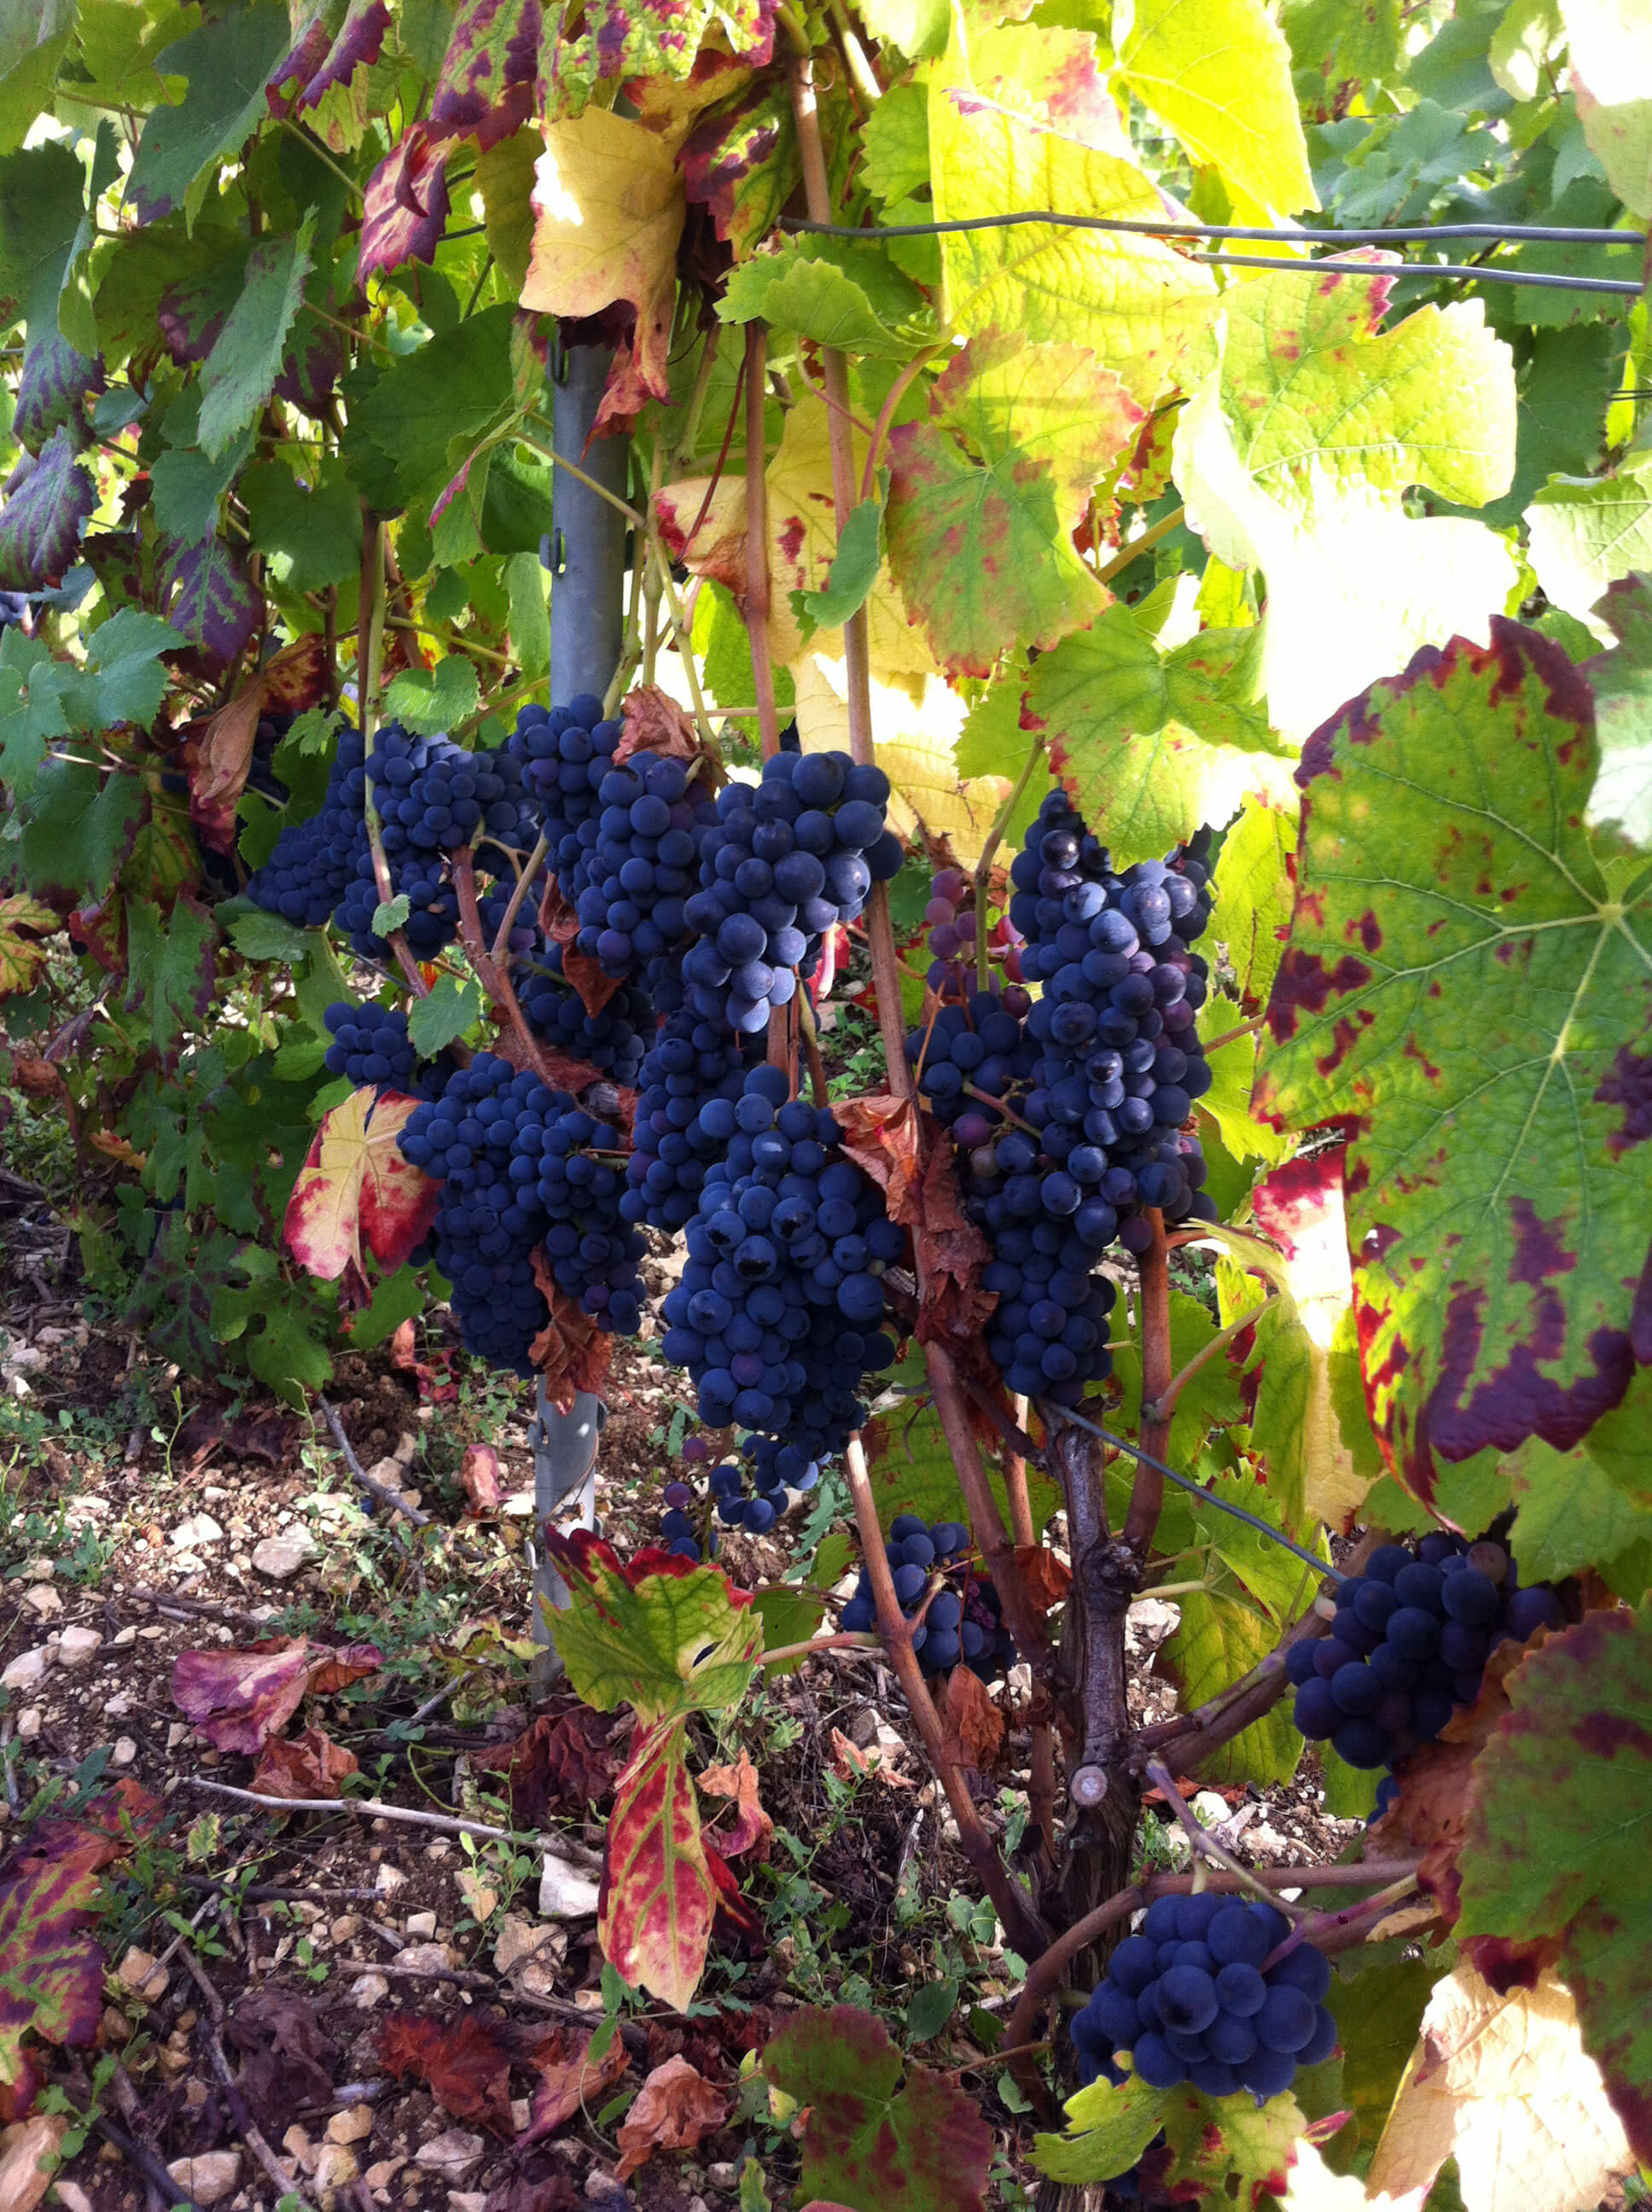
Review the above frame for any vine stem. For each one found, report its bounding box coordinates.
[1203,1011,1269,1054]
[357,513,428,998]
[743,320,782,765]
[754,1631,881,1667]
[1145,1295,1272,1424]
[489,830,550,964]
[1002,1856,1424,2061]
[1004,1392,1058,1862]
[1145,1759,1294,1910]
[843,1431,1050,1956]
[452,849,558,1086]
[1122,1210,1172,1553]
[1093,504,1187,587]
[860,345,940,500]
[787,53,911,1104]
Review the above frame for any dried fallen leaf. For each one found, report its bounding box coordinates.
[462,1444,505,1515]
[475,1708,626,1826]
[172,1639,382,1755]
[227,1989,337,2132]
[250,1726,358,1802]
[939,1667,1005,1775]
[521,2028,630,2144]
[379,2011,515,2137]
[1014,1545,1071,1609]
[1365,1962,1634,2212]
[614,2056,730,2182]
[699,1749,773,1862]
[828,1728,914,1789]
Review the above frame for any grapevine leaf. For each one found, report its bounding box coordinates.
[521,108,684,424]
[720,240,924,359]
[857,0,947,56]
[1032,2069,1168,2184]
[72,608,178,732]
[1583,573,1652,856]
[0,428,95,591]
[1506,1427,1652,1587]
[15,757,143,907]
[1457,1603,1652,2155]
[1562,0,1652,217]
[861,1401,1062,1534]
[241,460,363,595]
[346,303,518,521]
[428,0,539,149]
[282,0,391,112]
[122,894,218,1069]
[1162,1578,1304,1787]
[934,329,1143,533]
[762,2005,994,2212]
[1525,457,1652,635]
[0,0,74,155]
[544,1528,762,1726]
[863,80,929,203]
[0,1839,102,2088]
[1117,0,1316,214]
[542,0,776,119]
[283,1088,443,1288]
[928,51,1216,408]
[1148,2081,1311,2204]
[1257,621,1652,1502]
[679,79,800,259]
[162,535,260,674]
[149,421,255,548]
[1211,795,1296,1013]
[474,126,538,291]
[1323,1950,1453,2158]
[1113,1288,1248,1471]
[599,1718,717,2012]
[359,125,451,283]
[13,329,103,455]
[1023,608,1289,863]
[404,976,482,1057]
[383,657,481,736]
[171,1636,381,1755]
[1174,337,1518,742]
[1365,1962,1635,2212]
[196,216,316,460]
[126,4,292,219]
[0,894,55,996]
[793,484,885,634]
[0,627,72,800]
[505,549,549,678]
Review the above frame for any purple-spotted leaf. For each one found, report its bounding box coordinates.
[541,0,777,118]
[1258,620,1652,1502]
[273,0,390,114]
[762,2005,993,2212]
[430,0,540,148]
[599,1715,716,2011]
[0,429,94,590]
[156,243,250,367]
[1457,1603,1652,2161]
[680,80,800,259]
[121,894,218,1068]
[0,1836,103,2089]
[161,535,260,674]
[359,125,452,285]
[544,1529,762,1726]
[12,331,102,455]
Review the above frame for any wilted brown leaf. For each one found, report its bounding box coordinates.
[1014,1545,1071,1609]
[462,1444,505,1515]
[172,1639,382,1755]
[528,1257,615,1412]
[250,1726,358,1802]
[228,1989,337,2131]
[616,685,698,764]
[614,2056,730,2182]
[521,2027,630,2143]
[828,1728,913,1789]
[699,1749,772,1862]
[475,1708,626,1826]
[379,2010,515,2136]
[939,1667,1005,1775]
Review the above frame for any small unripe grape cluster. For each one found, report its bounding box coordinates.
[922,865,1026,1002]
[658,1476,719,1562]
[839,1517,1015,1678]
[1071,1895,1336,2104]
[1288,1532,1564,1772]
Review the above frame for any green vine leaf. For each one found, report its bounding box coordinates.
[1259,620,1652,1505]
[1033,2069,1167,2185]
[126,3,291,220]
[384,657,481,736]
[0,626,73,799]
[1117,0,1316,214]
[719,237,928,358]
[196,213,316,460]
[544,1529,763,1726]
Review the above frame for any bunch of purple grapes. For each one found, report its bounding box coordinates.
[1289,1532,1563,1773]
[839,1517,1014,1679]
[246,725,369,926]
[922,865,1026,1001]
[659,1476,719,1562]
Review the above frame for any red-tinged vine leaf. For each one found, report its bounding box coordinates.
[521,2026,630,2144]
[939,1665,1004,1775]
[616,684,701,765]
[698,1749,772,1861]
[171,1636,382,1755]
[462,1443,505,1514]
[250,1725,359,1802]
[703,1832,766,1948]
[762,2005,993,2212]
[475,1708,627,1826]
[521,109,684,428]
[1257,620,1652,1504]
[285,1089,442,1290]
[885,408,1104,679]
[1364,1961,1636,2212]
[931,329,1143,538]
[1457,1603,1652,2157]
[527,1254,616,1412]
[161,534,259,676]
[614,2056,730,2182]
[544,1528,762,1723]
[0,429,94,591]
[0,1836,103,2090]
[359,126,452,285]
[833,1093,993,1351]
[679,79,800,258]
[541,0,776,118]
[122,894,218,1070]
[380,2010,516,2136]
[430,0,541,149]
[1015,1544,1071,1609]
[600,1715,718,2011]
[1142,2081,1314,2206]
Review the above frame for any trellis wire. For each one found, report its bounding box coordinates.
[1046,1402,1346,1582]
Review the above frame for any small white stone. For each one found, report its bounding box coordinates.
[53,2180,96,2212]
[1,1648,50,1692]
[166,1722,189,1749]
[404,1909,437,1939]
[252,1529,317,1580]
[706,2164,741,2191]
[1191,1790,1231,1829]
[111,1626,137,1647]
[112,1738,137,1768]
[373,1863,407,1896]
[393,1941,453,1973]
[22,1584,61,1620]
[170,1513,224,1551]
[449,2193,488,2212]
[350,1973,389,2010]
[166,2152,241,2206]
[56,1626,102,1670]
[539,1855,602,1920]
[415,2131,484,2183]
[104,1692,134,1718]
[324,2107,374,2147]
[15,1708,42,1743]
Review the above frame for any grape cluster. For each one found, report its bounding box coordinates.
[507,694,620,874]
[838,1517,1015,1678]
[657,1065,903,1460]
[1071,1896,1336,2103]
[680,751,903,1035]
[923,864,1025,1001]
[553,747,719,977]
[623,1002,765,1231]
[658,1476,719,1563]
[397,1052,643,1372]
[369,724,538,870]
[334,842,460,959]
[708,1436,823,1535]
[323,1001,452,1096]
[1288,1534,1563,1772]
[520,943,652,1086]
[246,725,369,926]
